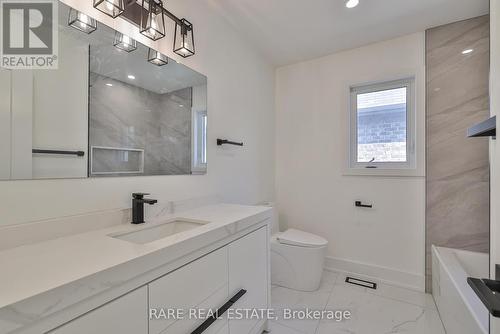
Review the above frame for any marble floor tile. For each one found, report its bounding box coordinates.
[267,321,304,334]
[335,273,437,310]
[271,271,337,334]
[270,271,445,334]
[317,284,445,334]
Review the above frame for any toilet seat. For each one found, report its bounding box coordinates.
[276,228,328,248]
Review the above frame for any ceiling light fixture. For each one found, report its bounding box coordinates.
[462,48,474,55]
[93,0,124,18]
[147,48,169,66]
[127,75,136,80]
[68,9,97,34]
[106,83,113,86]
[174,19,195,58]
[114,32,137,52]
[140,0,166,41]
[96,0,196,58]
[345,0,359,8]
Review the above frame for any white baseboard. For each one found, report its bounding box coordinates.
[324,256,425,292]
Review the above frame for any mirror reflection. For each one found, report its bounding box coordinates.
[0,2,207,180]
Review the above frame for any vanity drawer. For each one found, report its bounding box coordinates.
[47,286,148,334]
[149,247,228,334]
[159,284,229,334]
[228,227,269,334]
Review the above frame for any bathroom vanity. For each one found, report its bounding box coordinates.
[0,204,272,334]
[0,1,271,333]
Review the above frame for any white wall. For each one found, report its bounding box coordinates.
[0,69,11,180]
[0,0,275,226]
[32,30,89,179]
[275,33,426,290]
[490,0,500,333]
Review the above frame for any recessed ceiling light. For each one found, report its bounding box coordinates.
[127,75,135,80]
[462,49,474,55]
[106,83,113,87]
[345,0,359,8]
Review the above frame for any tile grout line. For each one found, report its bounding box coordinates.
[313,273,339,334]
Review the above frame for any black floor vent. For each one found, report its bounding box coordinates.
[345,276,377,290]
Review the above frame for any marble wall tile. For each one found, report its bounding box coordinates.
[89,73,192,176]
[425,15,490,292]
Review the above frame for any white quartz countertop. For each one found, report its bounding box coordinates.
[0,204,272,312]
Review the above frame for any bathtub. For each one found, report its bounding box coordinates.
[432,246,489,334]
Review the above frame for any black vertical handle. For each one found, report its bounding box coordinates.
[190,289,247,334]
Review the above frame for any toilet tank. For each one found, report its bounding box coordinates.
[259,202,279,235]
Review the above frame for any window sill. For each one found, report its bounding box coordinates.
[343,168,425,177]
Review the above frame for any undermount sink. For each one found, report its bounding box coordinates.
[109,219,208,244]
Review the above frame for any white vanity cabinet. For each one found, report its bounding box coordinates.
[228,227,269,334]
[48,286,148,334]
[43,225,269,334]
[149,226,269,334]
[148,247,229,334]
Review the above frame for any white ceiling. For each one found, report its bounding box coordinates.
[207,0,489,66]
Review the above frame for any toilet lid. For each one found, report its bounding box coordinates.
[277,229,328,248]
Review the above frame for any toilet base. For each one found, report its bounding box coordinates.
[271,238,326,292]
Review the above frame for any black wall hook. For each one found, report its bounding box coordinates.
[217,139,243,146]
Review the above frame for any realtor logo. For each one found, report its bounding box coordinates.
[1,0,58,69]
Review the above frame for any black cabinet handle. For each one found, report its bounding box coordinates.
[190,289,247,334]
[355,201,373,208]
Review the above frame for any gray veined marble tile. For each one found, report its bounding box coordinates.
[271,271,337,334]
[267,321,304,334]
[89,73,192,176]
[425,14,490,291]
[317,285,445,334]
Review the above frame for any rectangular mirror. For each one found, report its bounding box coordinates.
[0,2,207,180]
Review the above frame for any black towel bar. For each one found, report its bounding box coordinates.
[217,139,243,146]
[32,149,85,157]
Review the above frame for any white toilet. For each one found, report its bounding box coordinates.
[271,228,328,292]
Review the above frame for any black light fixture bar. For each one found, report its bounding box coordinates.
[122,1,190,30]
[121,0,194,56]
[162,6,184,27]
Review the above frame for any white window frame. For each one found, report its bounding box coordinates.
[348,78,416,173]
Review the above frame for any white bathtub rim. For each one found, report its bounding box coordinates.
[432,245,489,334]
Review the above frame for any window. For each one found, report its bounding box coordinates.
[192,110,207,173]
[349,78,415,171]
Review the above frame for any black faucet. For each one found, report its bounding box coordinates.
[131,193,158,224]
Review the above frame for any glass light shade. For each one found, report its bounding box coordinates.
[114,32,137,52]
[140,0,166,41]
[68,9,97,34]
[93,0,124,18]
[147,48,168,66]
[174,19,195,58]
